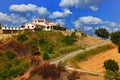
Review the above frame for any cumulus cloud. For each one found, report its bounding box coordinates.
[50,9,72,18]
[78,16,102,24]
[9,4,50,17]
[9,4,37,12]
[59,0,102,11]
[0,12,27,26]
[74,16,120,34]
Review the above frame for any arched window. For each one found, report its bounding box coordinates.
[47,26,49,29]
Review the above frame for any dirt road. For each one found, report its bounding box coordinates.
[51,40,110,64]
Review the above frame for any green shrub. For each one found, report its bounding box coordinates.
[43,52,50,60]
[62,36,74,45]
[13,58,20,65]
[62,32,77,46]
[103,59,119,72]
[104,70,120,80]
[39,38,48,45]
[17,34,28,43]
[5,51,16,60]
[45,42,54,53]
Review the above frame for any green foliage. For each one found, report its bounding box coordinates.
[110,31,120,45]
[0,52,29,80]
[17,34,28,43]
[104,70,120,80]
[103,59,119,72]
[74,44,114,62]
[43,52,50,60]
[62,32,77,45]
[94,28,109,39]
[39,38,48,50]
[29,38,40,55]
[110,31,120,53]
[5,50,16,60]
[62,36,74,45]
[59,45,84,54]
[45,42,54,53]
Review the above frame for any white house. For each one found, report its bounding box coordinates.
[20,18,66,31]
[20,23,36,30]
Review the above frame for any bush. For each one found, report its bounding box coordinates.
[110,31,120,53]
[5,51,16,60]
[45,42,54,53]
[94,28,109,39]
[110,31,120,45]
[103,59,119,72]
[39,38,47,45]
[43,53,50,60]
[17,34,28,43]
[62,36,74,45]
[104,70,120,80]
[62,32,77,46]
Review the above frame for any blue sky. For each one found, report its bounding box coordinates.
[0,0,120,34]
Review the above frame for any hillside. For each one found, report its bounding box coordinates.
[78,46,120,73]
[0,30,105,80]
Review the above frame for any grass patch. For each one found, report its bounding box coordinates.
[73,44,114,62]
[58,45,85,54]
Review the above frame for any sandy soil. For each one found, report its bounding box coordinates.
[78,47,120,73]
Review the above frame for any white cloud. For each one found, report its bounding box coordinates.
[90,6,98,11]
[78,16,102,24]
[59,0,78,8]
[56,19,66,25]
[59,0,102,11]
[50,9,72,18]
[37,7,50,16]
[74,16,120,34]
[9,4,50,17]
[0,12,27,26]
[9,4,37,12]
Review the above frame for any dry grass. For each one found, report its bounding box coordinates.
[78,46,120,74]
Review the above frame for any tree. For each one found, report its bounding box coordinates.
[103,59,119,72]
[110,31,120,53]
[110,31,120,45]
[94,28,109,39]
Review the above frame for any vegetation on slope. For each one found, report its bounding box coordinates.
[0,51,29,80]
[0,30,105,79]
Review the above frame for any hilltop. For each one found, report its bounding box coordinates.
[0,30,109,80]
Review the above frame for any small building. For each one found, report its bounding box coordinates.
[2,27,19,34]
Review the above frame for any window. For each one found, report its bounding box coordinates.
[47,26,49,29]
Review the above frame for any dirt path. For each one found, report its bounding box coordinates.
[51,40,110,64]
[78,47,120,73]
